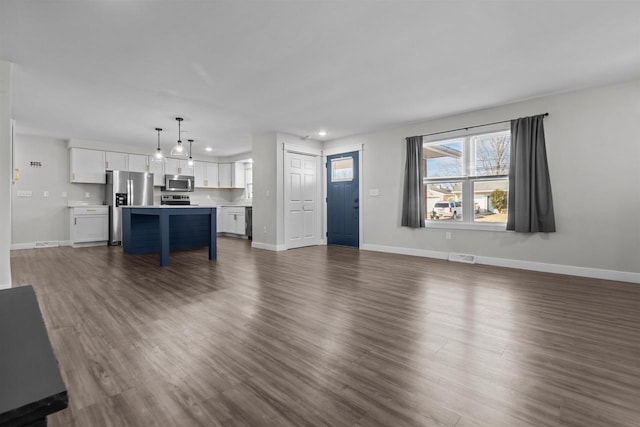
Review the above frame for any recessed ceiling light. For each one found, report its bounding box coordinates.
[205,147,213,152]
[318,130,327,137]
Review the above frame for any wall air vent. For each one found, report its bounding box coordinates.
[448,253,476,264]
[34,241,60,248]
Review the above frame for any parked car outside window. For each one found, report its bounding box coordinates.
[430,201,460,219]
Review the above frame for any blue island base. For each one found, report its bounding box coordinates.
[122,207,217,266]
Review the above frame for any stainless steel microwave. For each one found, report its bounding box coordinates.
[162,174,194,192]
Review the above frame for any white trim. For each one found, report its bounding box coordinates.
[11,242,36,250]
[361,244,449,260]
[0,282,10,290]
[426,221,506,232]
[323,144,363,157]
[361,243,640,284]
[70,241,106,248]
[283,143,321,156]
[12,240,73,250]
[477,256,640,284]
[251,241,287,251]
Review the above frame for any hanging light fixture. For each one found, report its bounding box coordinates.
[152,127,164,161]
[187,139,194,167]
[170,117,187,157]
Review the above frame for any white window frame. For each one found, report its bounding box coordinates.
[424,123,509,232]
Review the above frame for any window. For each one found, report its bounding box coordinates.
[331,157,354,182]
[424,127,510,228]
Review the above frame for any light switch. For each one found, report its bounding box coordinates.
[61,191,68,198]
[43,191,49,197]
[85,192,91,198]
[369,188,380,196]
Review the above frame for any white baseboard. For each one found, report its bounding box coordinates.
[11,240,73,250]
[11,243,35,250]
[0,283,11,290]
[360,243,640,284]
[361,244,449,261]
[251,242,287,251]
[70,241,107,248]
[477,255,640,284]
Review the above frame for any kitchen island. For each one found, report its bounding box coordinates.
[122,206,217,267]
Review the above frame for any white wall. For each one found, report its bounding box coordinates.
[11,135,105,246]
[252,132,323,250]
[252,132,278,248]
[325,79,640,280]
[0,60,12,288]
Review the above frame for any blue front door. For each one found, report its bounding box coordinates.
[326,151,359,247]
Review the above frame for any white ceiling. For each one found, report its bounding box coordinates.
[1,1,639,157]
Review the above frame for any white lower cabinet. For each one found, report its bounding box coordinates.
[219,207,246,235]
[69,206,109,247]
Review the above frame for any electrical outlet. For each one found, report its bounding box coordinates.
[61,191,68,198]
[445,232,452,240]
[43,191,49,197]
[263,226,267,233]
[85,192,91,198]
[369,188,380,196]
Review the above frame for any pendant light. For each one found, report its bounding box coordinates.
[170,117,187,157]
[187,139,194,167]
[152,127,164,161]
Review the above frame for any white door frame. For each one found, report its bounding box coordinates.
[283,143,322,250]
[322,144,364,247]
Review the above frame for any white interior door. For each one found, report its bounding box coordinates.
[285,151,319,249]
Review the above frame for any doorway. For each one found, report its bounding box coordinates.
[326,151,359,247]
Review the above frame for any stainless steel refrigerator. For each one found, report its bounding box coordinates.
[105,170,154,245]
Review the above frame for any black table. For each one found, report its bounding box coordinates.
[0,286,68,427]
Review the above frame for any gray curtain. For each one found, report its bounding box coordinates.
[507,115,556,232]
[401,136,425,228]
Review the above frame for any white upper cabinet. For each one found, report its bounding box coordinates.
[194,161,219,188]
[148,158,164,186]
[164,158,194,176]
[164,158,180,175]
[181,159,194,176]
[127,154,148,173]
[70,148,106,183]
[234,162,246,188]
[105,151,128,171]
[218,163,232,188]
[194,161,206,188]
[207,162,219,188]
[69,147,245,191]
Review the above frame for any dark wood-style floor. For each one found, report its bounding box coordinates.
[10,238,640,427]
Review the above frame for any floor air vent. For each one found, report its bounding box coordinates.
[34,241,60,248]
[448,253,476,264]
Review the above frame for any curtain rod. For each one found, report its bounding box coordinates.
[415,113,549,139]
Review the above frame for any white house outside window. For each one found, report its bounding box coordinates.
[424,126,510,229]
